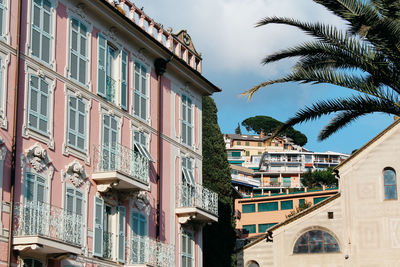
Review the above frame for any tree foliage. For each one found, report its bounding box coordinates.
[301,167,338,188]
[242,115,308,146]
[202,96,236,267]
[243,0,400,140]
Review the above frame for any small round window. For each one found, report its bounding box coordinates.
[293,230,339,254]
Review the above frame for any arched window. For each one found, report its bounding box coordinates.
[293,230,339,254]
[247,260,260,267]
[384,168,397,200]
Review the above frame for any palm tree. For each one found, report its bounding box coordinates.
[244,0,400,140]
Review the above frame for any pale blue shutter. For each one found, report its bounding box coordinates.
[187,98,192,146]
[77,98,86,150]
[68,96,77,147]
[70,19,79,81]
[118,206,126,263]
[121,50,128,110]
[97,33,107,97]
[93,196,104,257]
[0,0,4,37]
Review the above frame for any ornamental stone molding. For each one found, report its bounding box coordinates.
[62,161,88,188]
[133,191,151,216]
[25,143,52,173]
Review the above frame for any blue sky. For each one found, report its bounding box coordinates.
[134,0,393,154]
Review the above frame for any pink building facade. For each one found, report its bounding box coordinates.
[0,0,219,266]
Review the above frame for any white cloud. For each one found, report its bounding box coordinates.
[133,0,346,76]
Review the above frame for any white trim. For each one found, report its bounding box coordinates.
[22,64,55,149]
[0,47,9,129]
[0,137,6,235]
[26,0,58,70]
[0,0,10,45]
[62,87,91,164]
[131,60,150,125]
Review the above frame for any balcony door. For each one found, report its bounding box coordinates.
[24,173,46,236]
[131,211,147,264]
[102,114,118,171]
[65,187,83,245]
[106,45,118,102]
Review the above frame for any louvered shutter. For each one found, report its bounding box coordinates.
[93,196,104,257]
[118,206,126,263]
[121,50,128,110]
[97,33,106,97]
[68,96,76,147]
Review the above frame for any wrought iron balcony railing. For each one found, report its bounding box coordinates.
[177,183,218,216]
[103,231,113,260]
[13,201,83,247]
[128,234,175,267]
[93,143,149,185]
[106,75,116,103]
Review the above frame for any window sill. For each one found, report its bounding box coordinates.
[22,126,54,150]
[62,144,90,164]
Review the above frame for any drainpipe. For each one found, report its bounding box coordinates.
[154,58,168,239]
[8,0,23,265]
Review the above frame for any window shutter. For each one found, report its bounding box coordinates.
[121,50,128,110]
[97,33,107,97]
[93,196,104,257]
[118,206,126,263]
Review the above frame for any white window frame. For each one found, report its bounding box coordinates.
[63,88,91,163]
[67,17,90,88]
[181,94,193,147]
[99,105,123,160]
[0,48,9,129]
[22,66,55,149]
[0,0,10,44]
[27,0,58,69]
[132,60,150,123]
[180,229,195,267]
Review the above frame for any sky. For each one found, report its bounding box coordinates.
[133,0,393,154]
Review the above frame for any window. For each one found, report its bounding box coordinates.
[258,202,278,212]
[26,173,46,203]
[182,157,195,185]
[283,177,291,187]
[247,261,260,267]
[243,224,256,234]
[118,206,126,263]
[67,95,86,152]
[0,0,6,38]
[28,75,49,135]
[31,0,52,64]
[299,199,305,207]
[245,151,250,156]
[181,230,194,267]
[231,151,241,158]
[98,34,127,106]
[181,95,193,146]
[23,259,44,267]
[293,230,339,254]
[101,113,119,171]
[258,223,277,233]
[258,142,262,147]
[131,211,147,264]
[242,204,255,213]
[281,200,293,210]
[133,62,148,119]
[65,187,83,245]
[133,130,153,161]
[313,197,328,205]
[384,168,397,200]
[69,18,88,85]
[237,141,241,145]
[245,141,249,146]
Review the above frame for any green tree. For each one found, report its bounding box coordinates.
[242,115,307,146]
[286,201,312,219]
[244,0,400,140]
[202,96,236,267]
[301,167,338,188]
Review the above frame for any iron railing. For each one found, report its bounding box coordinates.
[177,183,218,216]
[93,143,149,185]
[128,234,175,267]
[103,231,113,260]
[13,201,83,247]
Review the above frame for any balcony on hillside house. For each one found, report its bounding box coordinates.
[13,201,83,255]
[176,183,218,224]
[92,143,151,192]
[127,235,175,267]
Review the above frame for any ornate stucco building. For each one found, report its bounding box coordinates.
[0,0,219,266]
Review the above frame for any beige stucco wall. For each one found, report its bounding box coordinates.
[240,121,400,267]
[237,238,274,267]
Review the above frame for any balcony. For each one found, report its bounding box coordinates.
[13,201,82,255]
[92,143,150,192]
[231,174,260,187]
[176,183,218,224]
[128,235,175,267]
